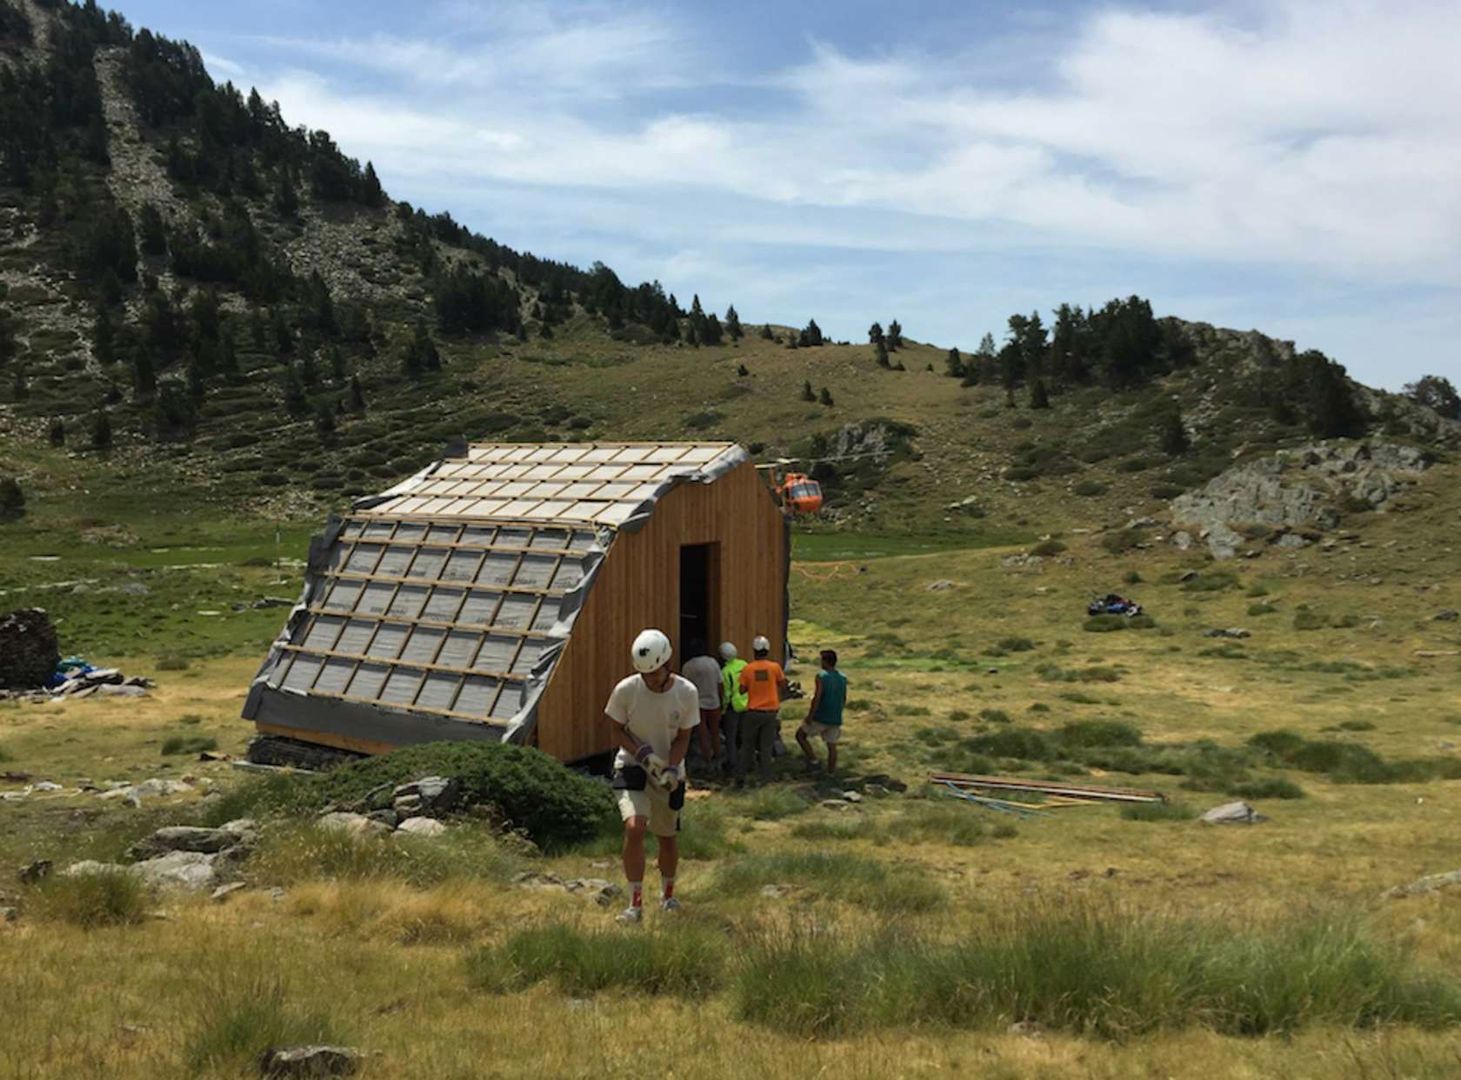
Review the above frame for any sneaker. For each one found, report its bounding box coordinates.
[615,905,643,925]
[660,897,682,913]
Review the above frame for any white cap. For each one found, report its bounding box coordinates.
[631,628,673,673]
[718,641,737,661]
[752,634,771,653]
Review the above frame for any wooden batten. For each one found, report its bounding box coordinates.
[534,460,787,761]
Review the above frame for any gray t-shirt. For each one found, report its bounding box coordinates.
[605,673,700,769]
[681,656,723,709]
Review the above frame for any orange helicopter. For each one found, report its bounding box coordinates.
[758,460,824,516]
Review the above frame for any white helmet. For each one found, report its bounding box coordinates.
[631,628,673,673]
[718,641,737,661]
[752,634,771,653]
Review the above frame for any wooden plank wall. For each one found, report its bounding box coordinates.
[535,461,787,761]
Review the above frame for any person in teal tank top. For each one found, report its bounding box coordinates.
[796,649,848,774]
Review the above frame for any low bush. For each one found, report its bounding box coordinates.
[733,904,1461,1038]
[1182,571,1240,592]
[1150,483,1185,500]
[1248,603,1278,616]
[214,742,614,852]
[1084,615,1129,633]
[1060,719,1143,748]
[1074,480,1108,497]
[1230,777,1306,800]
[1293,611,1328,631]
[1030,539,1066,556]
[1121,800,1197,822]
[161,734,217,756]
[467,923,728,997]
[978,708,1011,724]
[31,868,150,928]
[1101,529,1143,555]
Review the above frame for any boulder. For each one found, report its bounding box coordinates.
[0,609,61,690]
[1200,800,1266,825]
[134,850,218,891]
[391,776,458,819]
[1385,869,1461,899]
[318,812,392,838]
[128,824,253,859]
[257,1045,362,1078]
[395,816,446,838]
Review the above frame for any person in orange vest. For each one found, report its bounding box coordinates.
[735,634,787,785]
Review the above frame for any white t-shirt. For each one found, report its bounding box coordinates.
[681,656,723,709]
[606,673,700,769]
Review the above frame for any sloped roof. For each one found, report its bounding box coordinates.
[245,442,749,745]
[360,442,745,527]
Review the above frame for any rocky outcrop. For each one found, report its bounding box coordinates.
[0,608,60,689]
[1170,441,1428,558]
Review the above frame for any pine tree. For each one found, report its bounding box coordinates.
[185,356,205,401]
[91,410,112,451]
[138,203,167,257]
[92,306,115,365]
[282,365,309,416]
[724,305,743,339]
[1029,377,1051,409]
[273,166,299,217]
[875,340,890,368]
[819,387,833,406]
[361,161,385,208]
[314,400,336,441]
[759,323,774,340]
[48,417,65,447]
[349,373,366,413]
[886,319,903,350]
[736,363,749,377]
[945,347,963,378]
[328,346,346,382]
[799,319,823,347]
[801,379,815,402]
[218,332,239,380]
[868,322,884,346]
[10,369,25,400]
[0,476,23,520]
[1160,407,1190,455]
[132,350,156,398]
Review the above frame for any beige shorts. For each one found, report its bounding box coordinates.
[617,780,683,837]
[797,720,842,745]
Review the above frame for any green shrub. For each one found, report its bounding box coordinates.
[1183,571,1239,592]
[161,734,217,756]
[1074,480,1108,497]
[1030,539,1066,557]
[32,868,150,928]
[1246,584,1271,597]
[1085,615,1128,633]
[1150,484,1185,500]
[998,636,1037,652]
[978,708,1012,725]
[734,904,1461,1038]
[1248,730,1307,757]
[1003,466,1038,482]
[1116,457,1151,473]
[467,923,728,997]
[1230,778,1306,800]
[1121,800,1196,822]
[1060,719,1143,748]
[1293,611,1328,631]
[1101,529,1143,555]
[225,742,615,852]
[1127,614,1156,629]
[155,654,190,671]
[965,728,1053,760]
[1248,603,1278,616]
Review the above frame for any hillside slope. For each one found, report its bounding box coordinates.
[0,0,1456,545]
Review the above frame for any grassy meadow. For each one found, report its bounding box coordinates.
[3,459,1461,1077]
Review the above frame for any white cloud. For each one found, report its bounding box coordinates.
[234,0,1461,287]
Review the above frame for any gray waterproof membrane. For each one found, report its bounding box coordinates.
[242,442,749,751]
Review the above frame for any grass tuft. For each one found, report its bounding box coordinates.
[160,734,218,756]
[733,903,1461,1039]
[713,852,945,913]
[1121,801,1197,822]
[186,978,347,1074]
[31,868,150,928]
[467,922,728,997]
[247,822,523,887]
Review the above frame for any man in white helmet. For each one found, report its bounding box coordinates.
[605,627,699,924]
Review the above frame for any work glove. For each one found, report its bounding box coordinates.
[659,763,683,790]
[643,752,669,784]
[633,743,656,765]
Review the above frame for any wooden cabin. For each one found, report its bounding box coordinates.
[242,442,789,763]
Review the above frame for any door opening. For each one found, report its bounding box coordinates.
[679,543,718,660]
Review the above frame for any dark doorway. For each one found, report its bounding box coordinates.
[679,543,718,659]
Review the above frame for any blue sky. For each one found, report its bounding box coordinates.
[111,0,1461,389]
